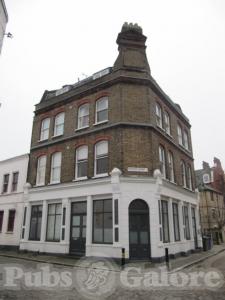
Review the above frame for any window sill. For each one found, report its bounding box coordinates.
[34,183,45,187]
[92,173,109,179]
[183,186,194,192]
[51,134,63,139]
[93,120,108,126]
[38,138,49,143]
[75,126,89,132]
[48,181,61,185]
[73,177,88,182]
[6,231,13,234]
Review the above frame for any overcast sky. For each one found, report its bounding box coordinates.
[0,0,225,170]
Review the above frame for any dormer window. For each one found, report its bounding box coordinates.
[54,112,65,136]
[77,104,89,129]
[156,103,162,128]
[40,118,50,141]
[95,97,108,124]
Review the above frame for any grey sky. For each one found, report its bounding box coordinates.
[0,0,225,169]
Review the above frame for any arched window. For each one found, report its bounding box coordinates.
[77,104,89,129]
[159,145,166,178]
[95,97,108,123]
[181,160,187,188]
[50,152,62,183]
[155,103,162,128]
[36,155,47,186]
[164,111,171,135]
[94,141,108,176]
[40,118,50,141]
[54,112,65,136]
[75,145,88,179]
[168,151,175,182]
[187,164,193,190]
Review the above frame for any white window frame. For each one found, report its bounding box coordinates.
[95,97,108,124]
[53,112,65,137]
[94,141,108,177]
[36,155,47,186]
[168,151,175,182]
[187,165,193,190]
[183,130,189,150]
[181,161,187,188]
[40,118,50,141]
[75,145,88,180]
[164,111,171,135]
[77,104,89,129]
[177,124,183,145]
[156,103,163,128]
[159,146,166,178]
[50,152,62,184]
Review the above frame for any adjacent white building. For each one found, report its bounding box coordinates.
[0,0,8,54]
[0,154,29,249]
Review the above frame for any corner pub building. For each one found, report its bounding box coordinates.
[20,23,202,262]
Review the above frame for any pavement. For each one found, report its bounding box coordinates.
[0,244,225,272]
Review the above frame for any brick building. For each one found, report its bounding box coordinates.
[20,23,202,261]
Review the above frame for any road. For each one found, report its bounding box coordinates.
[0,251,224,300]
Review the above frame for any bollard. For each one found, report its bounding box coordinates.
[121,248,125,267]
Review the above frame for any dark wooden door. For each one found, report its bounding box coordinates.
[70,202,87,255]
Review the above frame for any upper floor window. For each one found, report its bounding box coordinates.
[12,172,19,192]
[183,130,189,150]
[78,104,89,129]
[40,118,50,141]
[95,141,108,176]
[164,111,171,135]
[50,152,62,183]
[36,155,47,186]
[75,146,88,180]
[156,103,162,128]
[177,124,183,145]
[2,174,9,193]
[96,97,108,123]
[187,165,193,190]
[181,160,187,188]
[168,151,175,182]
[54,112,65,136]
[159,145,166,178]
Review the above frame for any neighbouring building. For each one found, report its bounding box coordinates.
[20,23,202,261]
[0,0,8,54]
[196,159,225,243]
[0,154,29,249]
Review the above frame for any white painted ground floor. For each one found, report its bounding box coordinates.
[20,169,203,261]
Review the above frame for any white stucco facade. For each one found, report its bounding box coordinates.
[0,154,29,248]
[0,0,8,54]
[20,169,202,261]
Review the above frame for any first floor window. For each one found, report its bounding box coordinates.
[29,205,42,241]
[164,111,171,135]
[12,172,19,192]
[161,200,170,243]
[7,210,16,232]
[156,103,163,128]
[177,124,183,145]
[93,199,112,244]
[181,161,187,188]
[95,97,108,123]
[78,104,89,129]
[159,145,166,178]
[183,130,189,150]
[40,118,50,141]
[36,155,47,185]
[95,141,108,176]
[172,203,180,241]
[187,165,193,190]
[75,146,88,179]
[168,151,175,182]
[50,152,62,183]
[0,211,4,232]
[46,203,62,241]
[183,205,190,240]
[2,174,9,193]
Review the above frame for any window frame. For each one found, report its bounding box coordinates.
[164,111,171,135]
[11,172,19,192]
[155,103,163,128]
[46,203,62,242]
[29,205,42,241]
[53,112,65,137]
[36,155,47,186]
[94,141,109,177]
[77,103,89,129]
[161,200,170,243]
[177,124,183,145]
[0,211,4,232]
[50,152,62,184]
[168,151,175,182]
[181,160,187,188]
[159,145,166,178]
[92,199,113,244]
[7,209,16,232]
[187,165,193,190]
[183,205,190,240]
[75,145,88,180]
[95,97,108,124]
[40,117,50,141]
[183,130,189,150]
[172,202,180,241]
[2,174,9,193]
